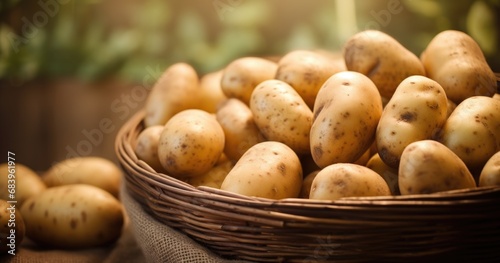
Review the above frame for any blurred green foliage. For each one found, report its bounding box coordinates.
[0,0,498,84]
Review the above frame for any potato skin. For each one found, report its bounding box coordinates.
[437,96,500,170]
[343,30,425,98]
[479,151,500,187]
[216,99,266,162]
[134,125,165,172]
[250,80,313,154]
[158,109,225,179]
[220,141,302,199]
[187,160,233,189]
[20,184,124,249]
[376,76,448,168]
[0,199,25,254]
[399,140,476,195]
[366,153,399,195]
[0,163,46,206]
[420,30,497,103]
[309,163,390,200]
[299,170,319,198]
[221,57,278,105]
[198,70,227,113]
[144,63,200,127]
[311,71,382,168]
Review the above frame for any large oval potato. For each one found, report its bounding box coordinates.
[420,30,497,103]
[43,157,122,198]
[220,141,302,199]
[0,163,46,206]
[250,79,313,154]
[437,96,500,170]
[311,71,382,168]
[399,140,477,195]
[20,184,124,249]
[220,57,278,105]
[309,163,391,201]
[144,63,200,127]
[0,199,25,254]
[343,30,425,98]
[216,98,266,162]
[479,151,500,187]
[134,125,165,172]
[158,109,225,179]
[376,76,448,167]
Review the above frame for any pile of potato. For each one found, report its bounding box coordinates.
[0,157,124,251]
[137,29,499,201]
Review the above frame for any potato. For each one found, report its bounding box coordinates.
[198,70,227,113]
[275,50,344,109]
[343,30,425,98]
[376,76,448,167]
[299,170,319,198]
[158,109,225,179]
[309,163,390,200]
[437,96,500,170]
[0,163,46,206]
[250,79,313,154]
[134,125,165,172]
[43,157,122,198]
[399,140,477,195]
[494,93,500,101]
[220,57,278,105]
[216,98,266,162]
[311,71,382,168]
[366,153,399,195]
[353,148,371,166]
[479,151,500,187]
[220,141,302,199]
[420,30,497,103]
[446,99,457,118]
[187,160,233,189]
[0,199,25,254]
[20,184,123,249]
[144,63,200,127]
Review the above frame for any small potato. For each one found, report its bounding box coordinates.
[446,99,457,118]
[187,160,233,189]
[0,199,25,254]
[420,30,497,103]
[158,109,225,179]
[366,154,399,195]
[220,141,302,199]
[134,125,165,172]
[20,184,124,249]
[309,163,391,201]
[437,96,500,170]
[250,80,313,154]
[198,70,227,113]
[479,151,500,187]
[216,99,266,162]
[43,157,122,198]
[311,71,382,168]
[376,76,448,167]
[343,30,425,98]
[144,63,200,127]
[275,50,344,109]
[399,140,477,195]
[299,170,319,198]
[0,163,46,206]
[220,57,278,105]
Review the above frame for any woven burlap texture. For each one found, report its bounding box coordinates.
[121,183,250,263]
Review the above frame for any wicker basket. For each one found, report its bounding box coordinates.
[116,110,500,262]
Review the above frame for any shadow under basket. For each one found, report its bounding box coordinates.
[116,110,500,263]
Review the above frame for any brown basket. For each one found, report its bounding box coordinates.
[116,110,500,262]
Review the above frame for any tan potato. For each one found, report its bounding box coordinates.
[421,30,497,104]
[250,79,313,154]
[376,76,448,167]
[366,153,399,195]
[275,50,344,109]
[216,99,266,162]
[187,160,233,189]
[198,70,227,113]
[311,71,382,168]
[446,99,457,118]
[220,57,278,105]
[343,30,425,98]
[299,170,319,198]
[134,125,165,172]
[158,109,225,179]
[494,93,500,101]
[43,157,122,198]
[0,199,25,254]
[20,184,123,249]
[399,140,477,195]
[479,151,500,187]
[437,96,500,170]
[220,141,302,199]
[353,148,371,166]
[144,63,200,127]
[309,163,391,200]
[0,163,46,206]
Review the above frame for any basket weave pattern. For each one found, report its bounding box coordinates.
[116,110,500,262]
